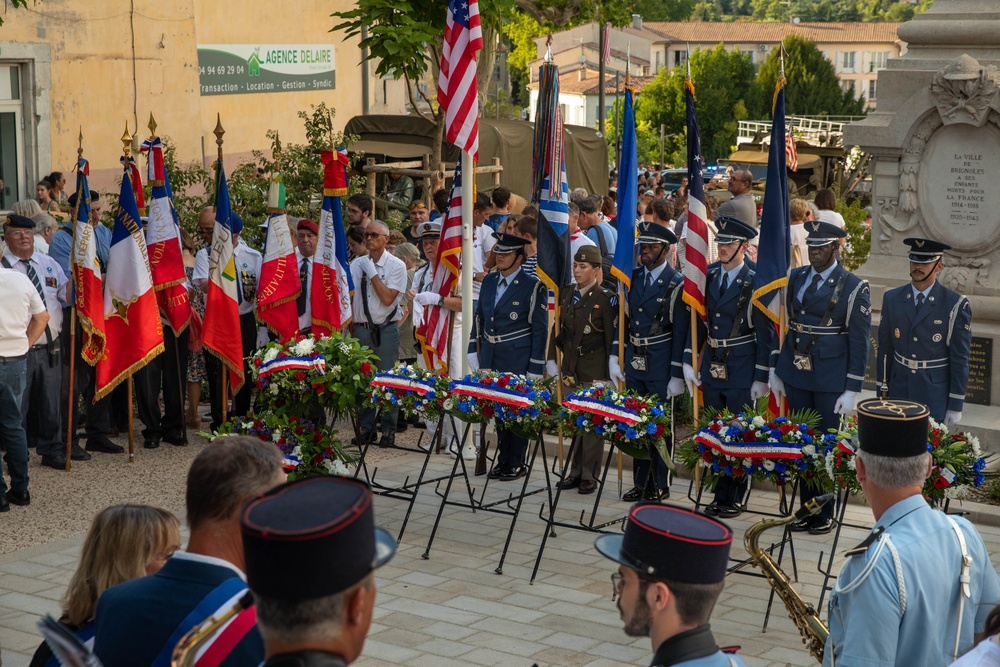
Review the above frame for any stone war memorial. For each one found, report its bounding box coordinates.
[846,0,1000,446]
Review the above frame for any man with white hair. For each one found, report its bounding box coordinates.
[30,212,58,254]
[824,398,1000,666]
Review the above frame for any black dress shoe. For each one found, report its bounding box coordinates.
[556,476,581,490]
[0,495,8,512]
[6,490,30,506]
[808,517,834,535]
[86,436,124,454]
[715,503,743,518]
[144,439,160,449]
[578,479,597,495]
[70,444,91,461]
[703,502,720,516]
[41,454,67,470]
[789,517,812,532]
[500,465,527,481]
[351,432,376,447]
[622,486,644,502]
[163,435,187,447]
[378,434,395,448]
[487,464,507,480]
[642,487,664,501]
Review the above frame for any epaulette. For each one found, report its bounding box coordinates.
[845,279,869,328]
[844,526,884,557]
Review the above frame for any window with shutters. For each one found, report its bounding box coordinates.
[870,52,889,72]
[841,51,856,73]
[868,79,877,100]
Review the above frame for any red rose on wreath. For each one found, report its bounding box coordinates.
[933,475,948,489]
[313,432,323,442]
[313,453,324,464]
[295,426,305,435]
[497,376,509,388]
[779,423,792,435]
[655,424,665,437]
[742,431,756,442]
[254,358,262,367]
[592,415,605,425]
[702,451,713,462]
[483,405,494,418]
[361,362,372,374]
[733,468,746,477]
[294,371,306,382]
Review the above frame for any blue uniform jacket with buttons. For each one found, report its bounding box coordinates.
[684,262,771,389]
[876,280,971,418]
[774,263,871,393]
[470,269,549,375]
[616,264,688,381]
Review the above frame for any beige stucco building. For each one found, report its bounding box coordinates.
[0,1,409,208]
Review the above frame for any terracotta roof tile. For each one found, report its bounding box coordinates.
[527,70,655,95]
[644,21,903,45]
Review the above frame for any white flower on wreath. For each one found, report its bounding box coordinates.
[847,457,857,471]
[272,429,282,442]
[752,416,766,428]
[802,444,816,457]
[324,458,349,476]
[743,458,752,468]
[294,338,316,356]
[269,384,280,396]
[824,453,835,479]
[263,347,279,363]
[292,445,302,458]
[946,484,971,500]
[330,365,342,377]
[339,342,352,354]
[763,460,775,471]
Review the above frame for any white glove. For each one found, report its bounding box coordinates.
[944,410,963,428]
[545,360,560,378]
[413,291,440,307]
[667,377,685,398]
[467,352,480,372]
[255,328,270,348]
[750,381,769,401]
[682,363,701,395]
[609,355,625,386]
[834,390,858,415]
[527,372,543,381]
[357,256,378,279]
[768,368,785,403]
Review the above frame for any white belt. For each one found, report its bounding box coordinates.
[789,321,843,335]
[629,332,672,347]
[708,333,754,348]
[893,352,948,370]
[484,329,531,344]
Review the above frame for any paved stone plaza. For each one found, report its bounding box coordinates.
[1,436,999,666]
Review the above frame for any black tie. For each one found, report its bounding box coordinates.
[573,289,581,304]
[720,272,729,294]
[803,274,822,303]
[644,271,653,291]
[916,292,925,311]
[297,258,309,317]
[496,278,508,306]
[21,259,46,307]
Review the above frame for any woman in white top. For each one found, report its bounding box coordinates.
[788,198,812,268]
[950,605,1000,665]
[814,188,846,229]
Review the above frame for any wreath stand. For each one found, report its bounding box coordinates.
[420,413,554,574]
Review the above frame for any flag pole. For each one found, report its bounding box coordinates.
[460,151,474,375]
[121,122,137,463]
[214,115,228,425]
[615,47,634,493]
[65,128,84,472]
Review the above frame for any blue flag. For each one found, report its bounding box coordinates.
[751,79,790,323]
[612,86,638,289]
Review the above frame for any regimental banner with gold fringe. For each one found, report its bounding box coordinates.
[70,157,107,366]
[141,136,191,335]
[95,158,164,399]
[203,159,245,392]
[257,171,301,339]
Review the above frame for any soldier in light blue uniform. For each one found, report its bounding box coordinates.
[610,222,687,502]
[824,398,1000,667]
[876,237,971,427]
[683,217,772,518]
[770,221,871,534]
[469,233,548,481]
[596,503,747,667]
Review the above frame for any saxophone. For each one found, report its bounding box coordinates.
[743,493,834,663]
[171,591,255,667]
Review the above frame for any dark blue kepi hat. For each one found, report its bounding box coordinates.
[903,237,950,263]
[492,232,529,254]
[714,216,757,244]
[241,476,396,600]
[5,214,35,229]
[636,221,678,245]
[804,220,846,247]
[856,398,930,458]
[595,503,732,583]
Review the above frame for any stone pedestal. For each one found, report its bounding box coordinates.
[845,1,1000,446]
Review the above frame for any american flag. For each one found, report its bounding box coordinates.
[417,161,464,371]
[602,22,611,64]
[682,78,709,319]
[438,0,483,161]
[786,132,798,172]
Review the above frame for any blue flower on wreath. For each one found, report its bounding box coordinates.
[595,425,605,435]
[712,460,722,472]
[626,427,637,439]
[975,473,987,487]
[726,426,741,439]
[974,458,986,473]
[797,460,807,470]
[646,423,658,435]
[775,462,787,473]
[697,443,707,453]
[541,391,551,401]
[724,464,733,475]
[769,428,782,439]
[799,423,809,432]
[576,416,587,428]
[801,434,813,444]
[774,417,788,424]
[651,407,664,417]
[927,443,934,452]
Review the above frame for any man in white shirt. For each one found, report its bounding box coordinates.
[0,217,49,510]
[351,220,407,447]
[3,215,74,470]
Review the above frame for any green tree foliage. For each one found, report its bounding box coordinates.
[635,44,761,164]
[757,35,865,117]
[689,1,721,20]
[0,0,27,26]
[630,0,697,22]
[839,195,870,271]
[505,10,545,93]
[604,96,664,166]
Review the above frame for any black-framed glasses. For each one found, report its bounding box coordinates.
[363,232,385,239]
[611,572,624,601]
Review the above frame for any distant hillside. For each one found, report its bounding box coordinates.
[631,0,933,24]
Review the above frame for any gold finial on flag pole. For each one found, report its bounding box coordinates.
[122,121,132,159]
[213,113,225,162]
[77,127,84,161]
[147,113,158,141]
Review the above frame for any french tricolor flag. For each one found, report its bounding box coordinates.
[312,147,353,335]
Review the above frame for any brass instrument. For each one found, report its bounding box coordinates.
[171,591,254,667]
[743,494,834,663]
